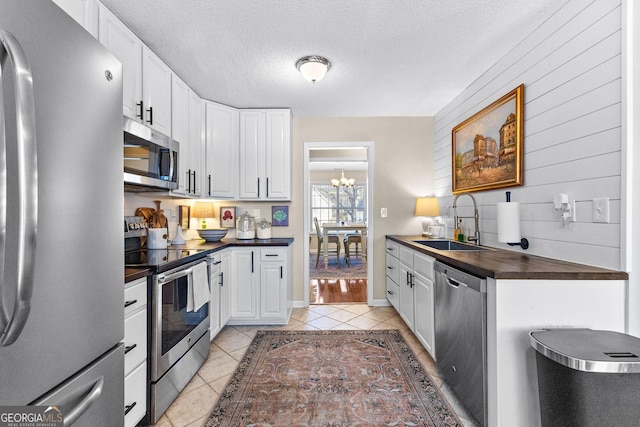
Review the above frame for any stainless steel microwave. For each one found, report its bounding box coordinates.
[123,116,179,191]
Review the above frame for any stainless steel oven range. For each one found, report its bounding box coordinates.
[125,217,212,423]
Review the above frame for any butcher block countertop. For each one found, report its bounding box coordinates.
[386,235,628,281]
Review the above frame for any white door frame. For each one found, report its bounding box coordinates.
[303,141,374,306]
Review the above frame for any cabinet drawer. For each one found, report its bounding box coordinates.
[124,278,147,317]
[124,309,147,376]
[398,246,414,266]
[124,361,147,427]
[385,253,399,285]
[260,248,286,262]
[413,252,435,280]
[386,276,399,311]
[386,240,399,258]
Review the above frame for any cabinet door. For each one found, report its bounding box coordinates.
[398,262,414,330]
[205,102,238,198]
[231,249,258,319]
[219,250,232,325]
[189,91,205,196]
[171,75,191,194]
[209,260,221,340]
[53,0,98,37]
[239,110,265,199]
[98,3,142,120]
[264,110,291,199]
[142,46,172,136]
[413,272,435,357]
[260,261,286,319]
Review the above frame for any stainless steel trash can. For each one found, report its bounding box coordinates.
[530,329,640,427]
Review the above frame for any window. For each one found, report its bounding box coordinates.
[311,182,366,228]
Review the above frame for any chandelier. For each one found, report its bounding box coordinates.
[331,169,354,188]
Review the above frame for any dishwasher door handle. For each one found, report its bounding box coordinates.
[446,277,467,289]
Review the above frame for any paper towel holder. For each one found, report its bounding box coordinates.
[500,191,529,250]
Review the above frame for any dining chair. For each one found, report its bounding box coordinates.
[344,232,361,267]
[313,217,341,267]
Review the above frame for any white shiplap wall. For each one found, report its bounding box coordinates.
[433,0,624,270]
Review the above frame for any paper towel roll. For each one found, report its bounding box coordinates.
[497,202,520,243]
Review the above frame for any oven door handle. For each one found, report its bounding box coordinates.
[157,268,193,285]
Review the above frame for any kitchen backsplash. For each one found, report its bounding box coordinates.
[124,193,291,242]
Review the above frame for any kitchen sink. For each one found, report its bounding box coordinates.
[412,240,489,251]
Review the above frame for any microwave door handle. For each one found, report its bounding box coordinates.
[0,30,38,347]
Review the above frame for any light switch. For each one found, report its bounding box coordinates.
[593,198,610,223]
[380,207,387,218]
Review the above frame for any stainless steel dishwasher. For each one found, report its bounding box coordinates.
[434,261,487,427]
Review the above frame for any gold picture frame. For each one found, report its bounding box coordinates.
[452,84,524,194]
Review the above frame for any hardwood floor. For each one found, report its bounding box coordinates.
[310,278,367,304]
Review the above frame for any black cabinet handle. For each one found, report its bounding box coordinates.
[146,106,153,125]
[136,101,144,120]
[265,254,278,257]
[124,344,137,354]
[251,251,254,273]
[219,272,223,286]
[124,299,137,308]
[125,402,137,416]
[208,174,211,196]
[192,170,196,193]
[266,177,269,197]
[257,178,260,198]
[280,266,283,279]
[387,290,393,295]
[187,169,191,193]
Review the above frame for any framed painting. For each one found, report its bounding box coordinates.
[219,206,236,228]
[178,205,190,229]
[271,206,289,226]
[452,84,524,194]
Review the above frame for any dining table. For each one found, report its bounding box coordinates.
[321,222,367,268]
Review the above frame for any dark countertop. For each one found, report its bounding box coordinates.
[386,235,628,280]
[124,237,294,283]
[125,267,153,283]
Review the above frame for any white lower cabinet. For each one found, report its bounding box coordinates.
[387,238,436,359]
[229,246,292,325]
[209,249,231,340]
[124,277,147,427]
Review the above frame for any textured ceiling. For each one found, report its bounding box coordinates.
[100,0,565,117]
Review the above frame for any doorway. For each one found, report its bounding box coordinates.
[303,142,374,306]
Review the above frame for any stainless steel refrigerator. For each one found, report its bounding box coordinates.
[0,1,125,425]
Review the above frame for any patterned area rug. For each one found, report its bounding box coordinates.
[309,254,367,279]
[204,330,462,427]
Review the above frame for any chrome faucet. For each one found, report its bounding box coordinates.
[452,192,480,245]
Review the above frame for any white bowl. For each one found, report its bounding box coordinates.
[197,229,227,242]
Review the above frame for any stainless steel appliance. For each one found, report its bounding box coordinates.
[0,1,124,425]
[434,261,487,426]
[125,219,211,423]
[124,116,179,191]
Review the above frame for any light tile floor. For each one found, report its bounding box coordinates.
[146,304,480,427]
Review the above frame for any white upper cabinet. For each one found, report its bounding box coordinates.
[142,46,172,136]
[239,109,291,200]
[98,4,172,136]
[52,0,99,38]
[171,75,191,195]
[205,102,239,199]
[188,90,205,196]
[98,3,142,121]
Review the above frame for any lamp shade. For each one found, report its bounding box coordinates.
[296,56,331,83]
[415,197,440,217]
[192,202,215,218]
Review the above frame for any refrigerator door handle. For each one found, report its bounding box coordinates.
[0,30,38,346]
[64,376,104,426]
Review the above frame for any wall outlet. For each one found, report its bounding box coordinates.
[380,207,387,218]
[592,198,610,223]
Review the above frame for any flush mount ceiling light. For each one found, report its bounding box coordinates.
[296,55,331,83]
